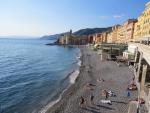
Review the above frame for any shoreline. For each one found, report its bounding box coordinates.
[38,47,82,113]
[43,47,85,113]
[45,46,137,113]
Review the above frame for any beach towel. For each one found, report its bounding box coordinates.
[101,100,112,104]
[108,91,116,97]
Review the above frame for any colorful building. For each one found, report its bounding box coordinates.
[133,1,150,41]
[93,33,103,44]
[142,2,150,38]
[125,19,137,42]
[117,19,137,43]
[117,25,125,43]
[88,35,94,44]
[93,31,109,44]
[107,25,120,43]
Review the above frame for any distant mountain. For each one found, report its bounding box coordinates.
[40,34,60,40]
[73,27,112,36]
[40,27,112,40]
[0,36,37,39]
[40,32,70,40]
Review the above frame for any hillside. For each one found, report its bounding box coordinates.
[40,34,60,40]
[73,27,112,36]
[40,27,112,40]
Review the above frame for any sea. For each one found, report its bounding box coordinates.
[0,38,81,113]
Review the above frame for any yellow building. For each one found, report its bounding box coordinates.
[133,1,150,41]
[117,25,125,43]
[107,31,113,43]
[133,13,145,41]
[133,21,140,40]
[107,25,120,43]
[142,2,150,38]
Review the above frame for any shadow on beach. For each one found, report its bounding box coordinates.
[97,105,115,110]
[81,104,115,113]
[82,106,101,113]
[111,100,127,104]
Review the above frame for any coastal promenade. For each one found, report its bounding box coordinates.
[132,43,150,64]
[48,46,137,113]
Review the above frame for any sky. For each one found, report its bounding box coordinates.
[0,0,149,37]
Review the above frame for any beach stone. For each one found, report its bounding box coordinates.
[48,47,137,113]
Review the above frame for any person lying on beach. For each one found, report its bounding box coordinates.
[87,83,96,87]
[84,83,96,90]
[79,96,86,108]
[85,85,94,90]
[97,78,104,82]
[101,100,112,105]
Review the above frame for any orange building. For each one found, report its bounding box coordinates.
[93,32,108,44]
[117,19,137,43]
[125,19,137,42]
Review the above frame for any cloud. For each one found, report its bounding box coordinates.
[113,14,125,19]
[99,16,108,19]
[99,14,125,20]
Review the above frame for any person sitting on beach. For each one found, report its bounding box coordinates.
[101,90,109,100]
[127,88,131,97]
[85,83,95,90]
[105,91,109,100]
[97,78,104,83]
[79,96,86,108]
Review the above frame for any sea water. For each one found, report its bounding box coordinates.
[0,38,81,113]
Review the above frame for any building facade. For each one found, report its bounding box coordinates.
[93,33,103,44]
[117,25,125,43]
[133,2,150,41]
[125,19,137,42]
[107,25,120,43]
[93,32,108,44]
[117,19,137,43]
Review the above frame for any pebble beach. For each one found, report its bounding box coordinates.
[46,46,137,113]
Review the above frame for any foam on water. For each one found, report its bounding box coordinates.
[38,49,82,113]
[69,70,80,84]
[38,70,80,113]
[38,94,62,113]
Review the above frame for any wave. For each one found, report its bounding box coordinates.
[38,49,82,113]
[38,94,62,113]
[38,70,79,113]
[69,70,79,84]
